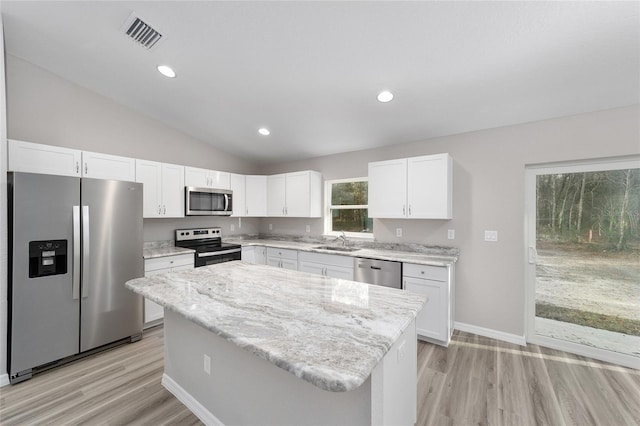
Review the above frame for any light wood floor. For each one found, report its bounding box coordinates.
[1,327,638,425]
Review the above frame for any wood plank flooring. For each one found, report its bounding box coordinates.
[1,327,638,425]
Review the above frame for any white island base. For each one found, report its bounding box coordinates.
[162,310,418,426]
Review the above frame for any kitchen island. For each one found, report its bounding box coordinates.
[126,261,426,425]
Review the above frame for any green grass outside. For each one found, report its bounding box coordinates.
[536,302,640,336]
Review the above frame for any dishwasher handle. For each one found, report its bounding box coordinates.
[370,266,382,270]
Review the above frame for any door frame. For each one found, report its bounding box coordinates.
[525,155,640,369]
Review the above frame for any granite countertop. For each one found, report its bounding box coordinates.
[225,236,458,267]
[125,261,426,392]
[143,241,194,259]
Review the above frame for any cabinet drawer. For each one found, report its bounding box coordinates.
[145,253,194,272]
[266,247,298,260]
[403,263,448,282]
[298,251,353,268]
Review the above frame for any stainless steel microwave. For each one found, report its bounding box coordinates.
[185,187,233,216]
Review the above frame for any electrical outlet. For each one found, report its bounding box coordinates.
[484,230,498,242]
[230,224,235,232]
[269,223,273,231]
[306,225,311,233]
[396,228,403,237]
[448,229,455,240]
[203,354,211,375]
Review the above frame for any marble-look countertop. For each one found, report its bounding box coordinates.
[143,241,194,259]
[225,236,458,267]
[125,261,426,392]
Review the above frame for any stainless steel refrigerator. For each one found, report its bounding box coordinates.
[8,172,144,384]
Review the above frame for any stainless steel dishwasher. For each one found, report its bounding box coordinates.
[353,258,403,289]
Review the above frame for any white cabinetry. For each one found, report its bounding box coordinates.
[245,175,268,217]
[185,166,230,190]
[403,263,454,346]
[143,253,194,327]
[135,160,185,218]
[242,246,267,264]
[267,171,322,217]
[368,153,452,219]
[298,251,354,280]
[266,247,298,270]
[81,151,136,181]
[9,140,137,182]
[230,174,246,218]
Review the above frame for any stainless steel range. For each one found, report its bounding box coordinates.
[175,227,241,267]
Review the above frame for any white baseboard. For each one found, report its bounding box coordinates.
[454,322,526,346]
[162,373,224,426]
[0,373,10,387]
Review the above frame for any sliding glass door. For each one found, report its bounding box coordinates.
[525,157,640,369]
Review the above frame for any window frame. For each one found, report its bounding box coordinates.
[324,177,373,239]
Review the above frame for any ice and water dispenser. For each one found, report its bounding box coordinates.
[28,240,67,278]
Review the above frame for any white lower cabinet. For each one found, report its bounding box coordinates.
[143,253,194,327]
[403,263,454,347]
[242,246,266,264]
[298,251,354,280]
[266,247,298,271]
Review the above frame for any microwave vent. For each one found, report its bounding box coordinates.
[122,14,163,50]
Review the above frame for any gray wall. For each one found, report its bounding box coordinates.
[259,105,640,336]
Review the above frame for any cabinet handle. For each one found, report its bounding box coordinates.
[84,164,88,175]
[409,205,412,216]
[76,162,79,173]
[403,205,406,215]
[282,207,285,215]
[163,205,167,215]
[158,205,162,215]
[246,208,248,215]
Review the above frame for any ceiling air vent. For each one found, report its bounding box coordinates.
[122,14,163,50]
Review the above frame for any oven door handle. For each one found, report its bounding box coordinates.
[197,249,241,257]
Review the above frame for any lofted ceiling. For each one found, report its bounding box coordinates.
[1,1,638,164]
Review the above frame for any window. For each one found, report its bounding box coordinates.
[325,178,373,237]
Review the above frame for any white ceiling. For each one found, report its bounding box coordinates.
[1,1,638,164]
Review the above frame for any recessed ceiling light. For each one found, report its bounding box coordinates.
[258,128,270,136]
[157,65,176,78]
[377,90,394,103]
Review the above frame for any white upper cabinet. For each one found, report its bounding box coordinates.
[245,175,268,217]
[185,166,230,190]
[9,140,135,182]
[135,160,184,218]
[230,173,246,217]
[81,151,135,181]
[267,171,322,217]
[368,153,452,219]
[8,139,82,177]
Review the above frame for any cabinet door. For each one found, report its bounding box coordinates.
[298,260,326,276]
[135,159,162,218]
[230,173,246,217]
[267,174,286,216]
[184,166,210,188]
[280,258,298,271]
[161,163,185,217]
[82,151,135,181]
[285,171,310,217]
[407,154,452,219]
[8,139,81,177]
[368,158,407,218]
[266,257,281,268]
[210,170,230,190]
[325,265,354,280]
[404,277,448,342]
[246,175,267,217]
[241,246,255,263]
[254,246,267,264]
[144,268,167,324]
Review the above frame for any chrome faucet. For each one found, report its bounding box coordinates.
[337,231,347,247]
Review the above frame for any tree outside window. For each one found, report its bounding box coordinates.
[326,178,373,236]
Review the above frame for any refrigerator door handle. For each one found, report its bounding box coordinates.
[72,206,81,300]
[82,205,90,298]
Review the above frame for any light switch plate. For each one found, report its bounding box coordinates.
[448,229,455,240]
[306,225,311,233]
[484,230,498,242]
[230,224,235,232]
[396,228,403,237]
[269,224,273,231]
[203,354,211,375]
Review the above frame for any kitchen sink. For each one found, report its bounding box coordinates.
[313,245,361,252]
